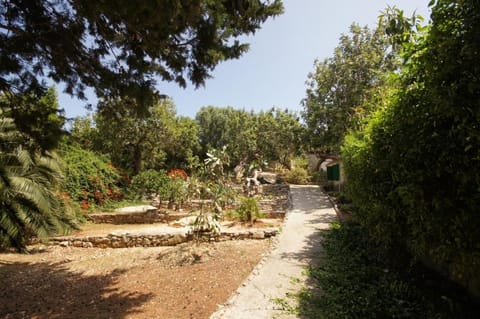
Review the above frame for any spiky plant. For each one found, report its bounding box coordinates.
[0,117,77,251]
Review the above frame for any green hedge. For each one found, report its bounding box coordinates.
[342,0,480,297]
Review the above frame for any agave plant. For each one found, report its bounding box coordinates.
[0,117,77,251]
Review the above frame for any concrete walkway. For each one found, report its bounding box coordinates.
[211,185,337,319]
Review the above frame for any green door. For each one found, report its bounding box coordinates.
[327,164,340,181]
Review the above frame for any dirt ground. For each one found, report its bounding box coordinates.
[0,239,272,319]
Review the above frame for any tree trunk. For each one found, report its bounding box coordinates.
[133,145,142,175]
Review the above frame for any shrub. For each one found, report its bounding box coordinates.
[61,144,123,209]
[165,177,187,209]
[342,0,480,297]
[234,196,263,224]
[128,169,170,199]
[279,167,311,185]
[289,223,478,318]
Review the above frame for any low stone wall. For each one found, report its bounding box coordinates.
[51,232,188,248]
[50,228,279,249]
[87,210,166,224]
[87,210,194,225]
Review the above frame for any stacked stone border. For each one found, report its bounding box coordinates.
[50,229,279,248]
[47,184,289,248]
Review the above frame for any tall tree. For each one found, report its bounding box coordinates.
[302,20,401,153]
[0,0,283,111]
[94,98,173,174]
[0,86,66,151]
[195,106,257,165]
[88,98,199,174]
[160,116,201,169]
[256,108,304,167]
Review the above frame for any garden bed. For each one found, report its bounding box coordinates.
[0,240,271,319]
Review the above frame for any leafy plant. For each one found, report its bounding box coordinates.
[208,181,237,214]
[190,212,221,235]
[61,143,124,209]
[0,116,77,251]
[128,169,169,199]
[234,196,263,224]
[278,167,310,185]
[165,177,187,210]
[204,146,230,181]
[280,223,478,318]
[342,0,480,295]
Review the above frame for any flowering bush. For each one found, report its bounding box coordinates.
[61,144,125,210]
[167,168,188,180]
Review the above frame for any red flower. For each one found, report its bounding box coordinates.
[167,168,188,180]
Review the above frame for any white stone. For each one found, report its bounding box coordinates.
[252,231,265,239]
[114,205,157,213]
[59,241,70,247]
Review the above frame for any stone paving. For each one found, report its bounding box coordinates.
[211,185,337,319]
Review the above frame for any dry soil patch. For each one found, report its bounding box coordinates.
[0,240,271,319]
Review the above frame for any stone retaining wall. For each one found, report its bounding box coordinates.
[50,228,278,249]
[86,210,167,224]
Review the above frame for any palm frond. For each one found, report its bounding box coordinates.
[0,114,77,251]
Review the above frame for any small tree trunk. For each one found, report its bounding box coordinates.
[133,145,142,175]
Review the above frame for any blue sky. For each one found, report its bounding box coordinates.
[58,0,431,119]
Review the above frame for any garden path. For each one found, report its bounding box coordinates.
[210,185,337,319]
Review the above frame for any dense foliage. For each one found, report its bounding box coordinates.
[129,169,170,200]
[196,106,258,165]
[1,0,283,111]
[196,106,304,166]
[61,143,124,209]
[286,223,479,318]
[342,0,480,296]
[301,21,399,153]
[255,108,305,167]
[0,1,292,250]
[0,87,65,151]
[0,113,76,251]
[71,101,305,175]
[70,98,201,174]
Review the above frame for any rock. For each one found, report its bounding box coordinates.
[252,231,265,239]
[258,172,277,184]
[264,229,279,237]
[94,237,111,245]
[82,242,93,248]
[170,216,197,227]
[114,205,157,214]
[221,221,235,228]
[72,240,84,247]
[111,241,125,248]
[168,233,187,246]
[59,241,70,247]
